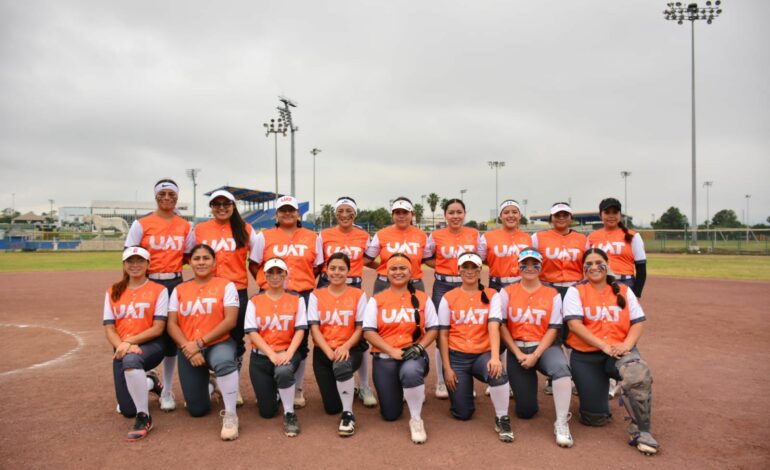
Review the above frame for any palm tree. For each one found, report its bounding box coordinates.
[427,193,439,230]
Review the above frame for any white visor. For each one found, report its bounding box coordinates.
[154,181,179,195]
[391,200,414,212]
[209,190,236,203]
[499,200,521,215]
[457,252,483,268]
[334,198,357,213]
[264,258,288,272]
[122,246,150,261]
[550,203,574,215]
[276,195,299,210]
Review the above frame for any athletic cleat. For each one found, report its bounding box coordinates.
[435,383,449,399]
[220,410,239,441]
[159,392,176,412]
[283,412,300,437]
[294,389,306,408]
[485,386,491,396]
[357,386,378,408]
[147,370,163,397]
[554,413,574,448]
[338,411,356,437]
[115,403,121,414]
[630,431,659,455]
[495,416,514,443]
[236,389,244,407]
[608,378,620,399]
[544,380,553,395]
[127,412,153,442]
[409,417,427,444]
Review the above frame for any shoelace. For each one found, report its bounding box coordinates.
[499,418,512,433]
[412,419,424,433]
[555,413,572,435]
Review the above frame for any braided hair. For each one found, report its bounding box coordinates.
[390,252,422,342]
[617,220,634,243]
[583,248,626,309]
[477,281,490,304]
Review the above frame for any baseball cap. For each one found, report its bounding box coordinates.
[122,246,150,261]
[276,195,299,210]
[391,199,414,212]
[550,202,574,215]
[264,258,288,272]
[599,198,622,212]
[457,252,483,268]
[517,247,543,264]
[209,190,236,203]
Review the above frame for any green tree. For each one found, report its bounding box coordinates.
[652,206,688,229]
[711,209,742,228]
[465,220,479,229]
[317,204,334,228]
[520,215,528,226]
[414,203,424,225]
[427,193,439,230]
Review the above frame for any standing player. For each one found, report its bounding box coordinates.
[563,248,659,455]
[244,258,307,437]
[166,244,241,441]
[363,254,439,444]
[103,246,167,441]
[194,189,259,405]
[499,248,574,448]
[318,196,377,408]
[437,252,513,443]
[124,178,195,412]
[364,197,430,294]
[480,199,533,291]
[424,199,482,399]
[250,195,323,408]
[308,253,368,436]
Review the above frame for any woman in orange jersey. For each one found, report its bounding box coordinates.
[588,198,647,298]
[103,246,166,441]
[437,252,513,443]
[125,178,195,412]
[167,244,241,441]
[424,199,482,399]
[308,252,368,436]
[363,254,439,444]
[194,189,259,404]
[564,248,658,455]
[244,258,307,438]
[249,195,323,408]
[364,197,430,294]
[481,199,533,292]
[499,247,574,448]
[319,196,377,408]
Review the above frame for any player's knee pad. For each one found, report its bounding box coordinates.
[274,364,296,389]
[579,410,610,426]
[619,359,653,433]
[619,359,652,392]
[332,360,354,382]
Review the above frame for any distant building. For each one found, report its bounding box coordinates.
[59,200,192,226]
[12,212,46,224]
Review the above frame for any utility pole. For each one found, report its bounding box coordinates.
[621,171,632,225]
[278,96,298,197]
[185,168,201,223]
[487,161,505,221]
[310,148,322,222]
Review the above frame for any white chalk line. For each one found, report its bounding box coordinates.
[0,323,86,378]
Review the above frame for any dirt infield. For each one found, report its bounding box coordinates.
[1,270,768,469]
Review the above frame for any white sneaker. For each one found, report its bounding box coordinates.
[294,389,306,408]
[435,383,449,399]
[357,386,378,408]
[484,386,490,396]
[409,417,427,444]
[608,378,619,398]
[159,392,176,412]
[554,413,574,448]
[236,389,244,407]
[220,410,239,441]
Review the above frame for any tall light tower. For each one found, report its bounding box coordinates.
[488,161,505,221]
[664,1,723,251]
[621,171,632,225]
[460,189,467,201]
[263,116,287,201]
[522,199,529,220]
[48,199,55,220]
[703,180,714,241]
[745,194,751,241]
[278,96,298,197]
[310,148,322,221]
[185,168,201,223]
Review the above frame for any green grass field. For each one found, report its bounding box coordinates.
[1,251,769,281]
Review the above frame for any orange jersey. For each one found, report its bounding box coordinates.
[563,283,645,353]
[532,230,589,283]
[363,289,438,353]
[168,277,239,346]
[588,228,646,276]
[437,287,502,354]
[307,287,367,349]
[365,225,429,279]
[125,213,193,274]
[480,229,533,277]
[500,284,562,342]
[426,227,481,275]
[320,226,371,277]
[244,292,308,352]
[194,220,257,289]
[102,281,168,340]
[252,227,323,292]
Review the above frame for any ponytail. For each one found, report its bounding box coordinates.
[608,274,627,309]
[618,220,633,243]
[110,271,130,302]
[477,281,490,305]
[229,205,249,249]
[407,282,422,342]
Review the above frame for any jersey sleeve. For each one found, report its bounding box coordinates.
[168,287,180,313]
[631,233,647,262]
[364,233,380,259]
[531,233,539,249]
[244,300,257,333]
[424,233,436,259]
[306,293,320,325]
[477,233,488,260]
[102,291,114,325]
[124,221,143,247]
[355,292,368,325]
[223,282,240,308]
[548,292,563,328]
[497,288,510,323]
[295,298,308,330]
[249,232,266,263]
[488,292,503,323]
[183,227,195,254]
[154,289,169,320]
[313,235,324,266]
[362,297,378,331]
[247,228,260,261]
[424,299,439,331]
[627,289,646,324]
[437,297,451,329]
[562,287,583,322]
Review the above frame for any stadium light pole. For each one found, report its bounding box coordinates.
[48,199,54,219]
[460,189,467,201]
[185,168,201,223]
[664,1,723,251]
[263,116,288,202]
[310,148,322,222]
[703,180,713,241]
[522,199,528,219]
[621,171,632,225]
[745,194,751,241]
[278,96,298,197]
[488,161,505,221]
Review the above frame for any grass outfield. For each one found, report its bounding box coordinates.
[1,251,769,281]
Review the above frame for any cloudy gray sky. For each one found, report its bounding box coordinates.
[1,0,768,226]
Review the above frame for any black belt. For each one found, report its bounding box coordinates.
[434,273,462,283]
[377,275,421,284]
[321,273,362,285]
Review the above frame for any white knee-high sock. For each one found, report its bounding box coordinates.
[403,385,425,419]
[357,354,370,388]
[337,378,356,413]
[435,349,445,384]
[161,356,176,395]
[125,369,149,415]
[552,376,572,420]
[216,371,239,414]
[145,377,154,391]
[279,385,296,415]
[489,383,510,418]
[294,359,306,390]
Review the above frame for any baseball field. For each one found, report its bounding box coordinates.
[0,252,768,469]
